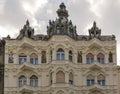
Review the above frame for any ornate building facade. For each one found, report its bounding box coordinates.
[4,3,118,94]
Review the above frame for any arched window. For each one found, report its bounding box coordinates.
[69,72,73,84]
[97,74,105,86]
[87,74,95,86]
[77,51,82,63]
[41,51,46,63]
[30,53,38,64]
[69,50,73,62]
[30,75,38,87]
[56,48,65,60]
[18,75,27,87]
[18,53,27,64]
[97,53,104,64]
[56,71,65,83]
[86,53,94,64]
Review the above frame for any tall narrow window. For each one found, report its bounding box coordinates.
[87,74,95,86]
[97,74,105,86]
[41,51,46,63]
[18,53,27,64]
[30,75,38,87]
[69,50,73,62]
[30,53,38,64]
[56,48,65,60]
[56,71,65,83]
[18,75,27,87]
[78,51,82,63]
[86,53,94,64]
[69,72,73,84]
[50,73,52,84]
[50,50,52,62]
[97,53,104,64]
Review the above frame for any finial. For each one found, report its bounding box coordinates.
[93,21,96,27]
[60,2,66,9]
[7,35,11,39]
[26,19,29,26]
[57,2,69,19]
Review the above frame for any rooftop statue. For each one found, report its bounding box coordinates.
[15,3,115,41]
[89,21,101,39]
[47,2,78,39]
[17,20,34,39]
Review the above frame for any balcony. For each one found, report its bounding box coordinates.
[19,62,35,71]
[82,84,117,91]
[19,85,36,93]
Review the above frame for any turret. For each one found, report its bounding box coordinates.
[47,2,77,39]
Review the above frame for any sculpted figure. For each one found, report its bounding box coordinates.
[8,51,13,63]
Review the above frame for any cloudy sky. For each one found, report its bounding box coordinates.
[0,0,120,64]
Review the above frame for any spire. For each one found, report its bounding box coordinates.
[89,21,101,39]
[93,21,96,28]
[26,19,30,26]
[57,2,69,19]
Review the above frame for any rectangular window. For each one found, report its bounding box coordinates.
[19,56,27,64]
[69,55,73,62]
[86,58,94,64]
[61,53,65,60]
[87,79,94,86]
[97,58,104,64]
[57,54,60,60]
[98,80,105,86]
[30,58,38,64]
[41,51,46,63]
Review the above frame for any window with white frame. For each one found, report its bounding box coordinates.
[97,74,105,86]
[56,48,65,60]
[30,75,38,87]
[86,53,94,64]
[30,53,38,64]
[18,53,27,64]
[87,74,95,86]
[18,75,27,87]
[97,53,104,64]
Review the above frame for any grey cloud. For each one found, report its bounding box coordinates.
[0,0,120,63]
[0,0,28,28]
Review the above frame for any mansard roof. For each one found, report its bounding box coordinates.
[8,2,115,41]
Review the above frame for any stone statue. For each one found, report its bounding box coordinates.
[78,51,82,63]
[89,21,101,39]
[8,51,13,63]
[109,52,113,62]
[17,20,34,39]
